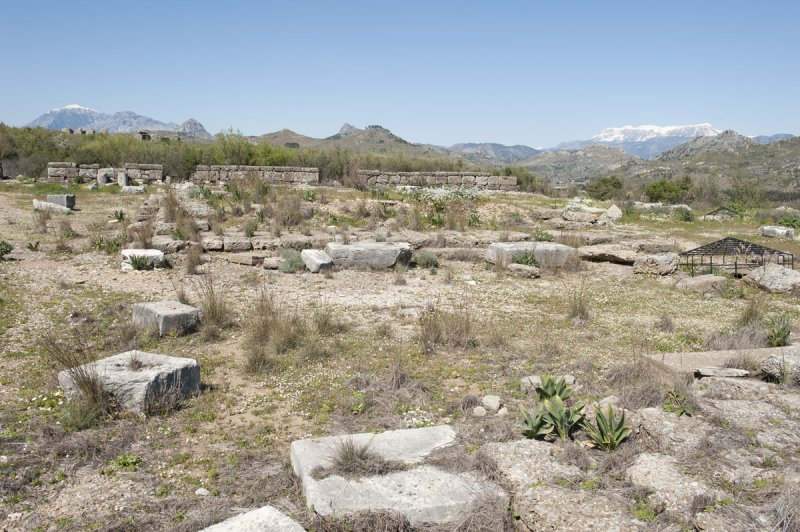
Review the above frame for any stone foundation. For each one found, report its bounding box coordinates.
[357,170,517,191]
[191,165,319,185]
[47,162,163,184]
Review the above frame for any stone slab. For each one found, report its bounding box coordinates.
[694,367,750,378]
[324,242,412,269]
[132,301,200,337]
[647,346,800,373]
[121,185,146,194]
[57,350,200,414]
[46,194,76,209]
[224,253,265,266]
[290,426,506,525]
[577,244,638,265]
[224,236,253,252]
[201,505,304,532]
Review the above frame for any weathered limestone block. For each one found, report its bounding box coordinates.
[202,236,224,252]
[626,453,721,516]
[223,236,253,252]
[97,168,115,185]
[506,263,540,278]
[761,225,794,238]
[761,352,800,383]
[201,505,304,532]
[633,253,679,275]
[150,235,187,253]
[301,249,333,273]
[121,249,165,270]
[577,244,637,265]
[484,242,578,269]
[132,301,201,337]
[57,351,200,414]
[676,274,726,294]
[290,426,507,526]
[121,185,146,194]
[32,199,71,214]
[745,264,800,293]
[324,242,412,269]
[225,254,264,266]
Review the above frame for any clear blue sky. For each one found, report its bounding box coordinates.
[1,0,798,147]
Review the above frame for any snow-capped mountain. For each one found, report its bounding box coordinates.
[28,105,210,138]
[591,123,720,143]
[553,123,723,159]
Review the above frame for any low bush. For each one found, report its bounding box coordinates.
[415,251,439,270]
[244,290,307,373]
[278,249,305,273]
[185,244,203,275]
[767,316,791,347]
[193,275,234,340]
[418,302,476,354]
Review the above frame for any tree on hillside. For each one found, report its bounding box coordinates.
[586,175,624,200]
[644,179,680,203]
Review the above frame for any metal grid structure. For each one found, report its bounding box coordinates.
[680,237,794,276]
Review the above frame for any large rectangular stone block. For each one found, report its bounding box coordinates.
[132,301,201,336]
[46,194,76,209]
[58,350,200,414]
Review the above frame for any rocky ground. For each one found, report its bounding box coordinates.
[0,180,799,531]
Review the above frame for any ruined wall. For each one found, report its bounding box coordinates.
[357,170,517,191]
[191,165,319,185]
[47,162,163,184]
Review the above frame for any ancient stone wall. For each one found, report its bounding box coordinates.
[46,162,163,184]
[191,165,319,185]
[357,170,517,191]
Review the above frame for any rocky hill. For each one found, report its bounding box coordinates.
[516,145,641,185]
[28,105,210,139]
[447,143,541,167]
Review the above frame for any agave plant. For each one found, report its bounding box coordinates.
[543,395,585,441]
[521,404,553,440]
[584,404,631,452]
[535,375,573,402]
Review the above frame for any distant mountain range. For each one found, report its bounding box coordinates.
[28,105,211,139]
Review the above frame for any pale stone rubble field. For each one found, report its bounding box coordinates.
[0,180,799,531]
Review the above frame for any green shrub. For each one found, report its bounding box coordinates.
[26,241,40,252]
[586,176,623,200]
[512,251,538,267]
[584,404,631,452]
[521,404,552,440]
[279,249,305,273]
[129,255,153,271]
[663,386,693,417]
[645,179,680,203]
[767,316,791,347]
[542,395,585,441]
[415,251,439,270]
[113,210,126,222]
[0,240,13,260]
[778,216,800,228]
[534,230,553,242]
[674,207,694,222]
[535,375,573,401]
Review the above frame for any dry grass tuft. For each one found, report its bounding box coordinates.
[452,493,514,532]
[606,358,693,411]
[418,302,477,354]
[32,209,51,233]
[312,510,411,532]
[244,289,307,373]
[185,243,203,275]
[193,274,235,340]
[771,484,800,532]
[311,438,407,480]
[705,324,767,351]
[130,219,154,249]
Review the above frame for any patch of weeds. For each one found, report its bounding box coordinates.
[155,485,170,498]
[663,386,693,417]
[244,289,307,373]
[0,241,13,260]
[512,251,538,267]
[278,248,304,273]
[418,301,476,354]
[193,274,235,340]
[580,477,600,491]
[128,254,153,271]
[103,454,142,475]
[415,251,439,270]
[767,316,791,347]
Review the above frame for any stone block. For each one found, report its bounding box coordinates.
[633,253,679,275]
[485,242,578,269]
[132,301,201,337]
[150,235,187,253]
[121,249,165,270]
[57,351,200,414]
[225,253,264,266]
[675,274,726,294]
[290,426,507,526]
[300,249,333,273]
[32,199,71,214]
[761,225,794,238]
[223,236,253,252]
[201,505,304,532]
[45,194,75,209]
[202,236,224,252]
[121,185,146,194]
[324,242,412,269]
